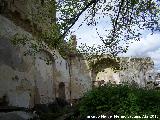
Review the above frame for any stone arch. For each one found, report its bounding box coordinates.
[58,82,66,100]
[90,56,120,86]
[33,49,57,104]
[40,49,57,97]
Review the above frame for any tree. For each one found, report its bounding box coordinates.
[10,0,160,58]
[56,0,160,56]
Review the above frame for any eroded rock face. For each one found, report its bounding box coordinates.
[1,0,56,34]
[0,37,33,72]
[0,14,92,108]
[0,15,56,107]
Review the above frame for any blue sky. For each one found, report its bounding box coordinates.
[66,9,160,71]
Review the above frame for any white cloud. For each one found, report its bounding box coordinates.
[125,33,160,56]
[124,33,160,70]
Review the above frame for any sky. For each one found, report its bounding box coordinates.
[65,2,160,71]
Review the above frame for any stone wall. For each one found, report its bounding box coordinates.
[93,57,155,87]
[96,68,120,85]
[0,0,92,108]
[0,15,92,108]
[119,57,155,87]
[70,57,92,100]
[1,0,56,34]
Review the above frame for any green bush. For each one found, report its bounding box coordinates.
[77,84,160,120]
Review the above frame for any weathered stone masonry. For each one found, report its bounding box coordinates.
[93,56,156,87]
[0,0,92,108]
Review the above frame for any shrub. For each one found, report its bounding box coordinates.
[77,84,160,120]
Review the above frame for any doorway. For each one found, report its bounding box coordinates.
[58,82,66,100]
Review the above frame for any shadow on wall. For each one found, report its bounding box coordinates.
[0,37,33,72]
[0,0,43,35]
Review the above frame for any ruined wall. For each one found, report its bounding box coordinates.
[70,57,92,100]
[94,57,155,87]
[0,15,58,107]
[119,57,155,87]
[0,13,92,107]
[96,68,120,85]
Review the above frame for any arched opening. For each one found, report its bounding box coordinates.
[58,82,66,100]
[34,49,57,103]
[90,56,121,87]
